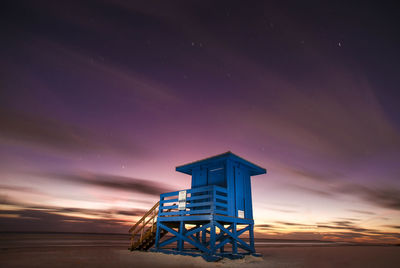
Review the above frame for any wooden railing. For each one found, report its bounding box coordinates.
[159,185,228,217]
[129,201,159,248]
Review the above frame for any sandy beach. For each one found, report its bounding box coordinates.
[1,233,399,267]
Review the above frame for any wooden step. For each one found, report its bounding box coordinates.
[131,227,168,251]
[129,201,173,251]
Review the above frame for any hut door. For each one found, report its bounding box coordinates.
[207,166,225,187]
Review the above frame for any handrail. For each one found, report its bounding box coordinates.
[129,201,159,233]
[129,201,160,250]
[131,211,157,237]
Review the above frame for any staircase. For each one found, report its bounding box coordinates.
[129,201,168,251]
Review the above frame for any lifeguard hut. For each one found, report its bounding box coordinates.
[129,152,266,261]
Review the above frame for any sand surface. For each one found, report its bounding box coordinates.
[0,234,399,267]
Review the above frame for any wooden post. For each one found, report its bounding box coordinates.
[154,220,161,250]
[210,222,216,255]
[140,216,145,242]
[232,222,237,254]
[202,228,206,245]
[249,223,255,253]
[178,221,184,251]
[195,224,200,241]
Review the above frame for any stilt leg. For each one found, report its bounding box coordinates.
[232,222,237,254]
[249,223,255,253]
[178,221,184,251]
[154,223,161,250]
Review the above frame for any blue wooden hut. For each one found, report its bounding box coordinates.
[129,152,266,261]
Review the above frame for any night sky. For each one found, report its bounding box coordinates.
[1,1,400,243]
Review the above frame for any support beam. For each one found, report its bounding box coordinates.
[232,222,237,254]
[210,223,216,254]
[158,222,211,254]
[178,221,184,251]
[154,223,161,250]
[249,224,255,252]
[215,222,253,252]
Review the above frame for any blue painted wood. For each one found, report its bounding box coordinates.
[237,225,251,236]
[176,152,266,176]
[178,221,184,251]
[214,222,253,252]
[214,200,227,207]
[160,198,178,204]
[186,223,211,237]
[208,165,226,187]
[154,221,161,250]
[214,214,254,224]
[161,205,178,209]
[214,209,228,215]
[249,224,255,252]
[232,222,237,254]
[186,201,212,208]
[158,214,213,222]
[176,152,265,219]
[210,222,216,254]
[226,159,235,217]
[159,236,178,248]
[245,169,254,219]
[151,153,266,261]
[158,222,211,254]
[214,236,231,250]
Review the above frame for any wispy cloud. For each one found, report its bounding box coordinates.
[255,224,276,229]
[285,167,342,182]
[288,175,400,211]
[39,171,172,196]
[337,184,400,211]
[0,107,144,157]
[275,221,314,228]
[287,184,334,198]
[0,184,43,195]
[385,225,400,229]
[0,199,146,233]
[348,209,376,215]
[0,208,129,233]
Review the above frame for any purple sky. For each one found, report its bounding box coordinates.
[1,1,400,243]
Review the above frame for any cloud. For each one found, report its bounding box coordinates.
[41,171,172,196]
[255,224,276,229]
[268,208,297,213]
[0,107,144,157]
[331,221,353,227]
[338,217,361,222]
[337,184,400,211]
[0,184,43,195]
[0,200,147,233]
[0,200,147,219]
[287,184,334,198]
[0,208,129,233]
[55,207,146,218]
[261,205,298,213]
[317,224,370,233]
[275,221,314,228]
[285,167,341,182]
[317,219,385,234]
[288,175,400,211]
[348,209,376,215]
[385,225,400,229]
